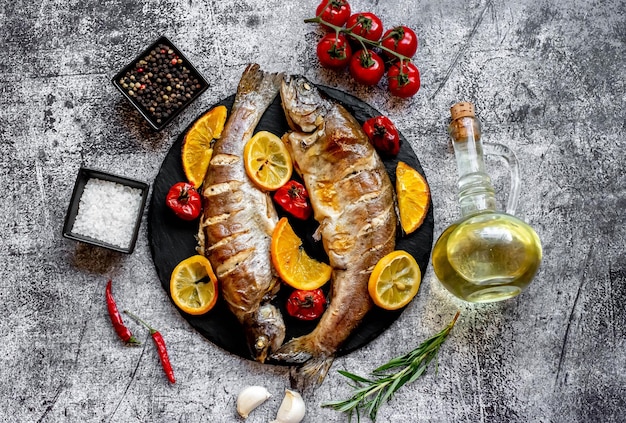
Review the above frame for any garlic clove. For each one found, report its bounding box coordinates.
[271,389,306,423]
[236,385,272,419]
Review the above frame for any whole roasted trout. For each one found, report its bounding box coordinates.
[197,64,285,363]
[273,75,397,388]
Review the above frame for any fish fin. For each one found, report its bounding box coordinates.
[263,192,279,236]
[312,225,322,241]
[271,335,314,364]
[265,276,281,299]
[271,336,334,391]
[289,354,335,392]
[195,220,206,255]
[391,182,403,236]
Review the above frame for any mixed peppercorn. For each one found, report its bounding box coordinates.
[117,41,205,127]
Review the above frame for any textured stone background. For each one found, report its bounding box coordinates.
[1,0,625,422]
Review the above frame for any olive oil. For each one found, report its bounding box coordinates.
[432,213,542,302]
[432,102,542,303]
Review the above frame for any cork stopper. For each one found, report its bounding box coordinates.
[450,102,475,120]
[448,102,480,141]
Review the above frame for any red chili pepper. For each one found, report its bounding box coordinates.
[273,180,312,220]
[105,280,140,346]
[362,115,401,156]
[125,310,176,384]
[165,182,202,221]
[286,288,327,321]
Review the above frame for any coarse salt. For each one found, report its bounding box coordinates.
[72,178,143,248]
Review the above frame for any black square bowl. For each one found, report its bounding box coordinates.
[63,167,150,254]
[112,35,208,131]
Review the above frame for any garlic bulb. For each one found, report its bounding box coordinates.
[236,385,271,419]
[271,389,306,423]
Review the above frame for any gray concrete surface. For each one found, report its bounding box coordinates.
[1,0,624,422]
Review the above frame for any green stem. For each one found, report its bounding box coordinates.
[124,310,157,334]
[304,15,413,64]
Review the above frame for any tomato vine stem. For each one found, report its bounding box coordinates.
[304,15,413,69]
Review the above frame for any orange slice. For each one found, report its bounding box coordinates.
[170,255,218,315]
[396,161,430,234]
[182,105,228,188]
[271,217,331,290]
[244,131,293,191]
[368,250,421,310]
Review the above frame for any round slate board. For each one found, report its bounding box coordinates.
[148,86,434,363]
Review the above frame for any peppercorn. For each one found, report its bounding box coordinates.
[116,39,206,129]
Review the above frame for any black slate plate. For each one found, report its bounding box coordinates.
[148,86,434,363]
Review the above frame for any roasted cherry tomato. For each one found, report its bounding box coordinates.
[166,182,202,221]
[362,115,401,156]
[286,289,326,321]
[381,26,418,58]
[346,12,384,42]
[273,180,312,220]
[387,61,421,98]
[316,33,352,68]
[349,50,385,86]
[315,0,351,27]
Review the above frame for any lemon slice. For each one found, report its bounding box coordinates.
[368,250,421,310]
[170,255,218,315]
[271,217,332,290]
[182,105,228,188]
[396,161,430,234]
[244,131,293,191]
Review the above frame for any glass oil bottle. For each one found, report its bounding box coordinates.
[432,102,542,303]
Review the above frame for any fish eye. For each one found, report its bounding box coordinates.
[297,78,312,92]
[255,336,268,351]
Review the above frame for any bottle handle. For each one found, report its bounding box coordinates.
[483,142,520,215]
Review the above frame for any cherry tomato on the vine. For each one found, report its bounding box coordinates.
[349,50,385,86]
[316,0,351,28]
[316,33,353,68]
[346,12,384,42]
[362,115,401,156]
[381,26,419,58]
[387,61,421,98]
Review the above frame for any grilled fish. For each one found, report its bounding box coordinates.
[197,64,285,363]
[273,75,397,388]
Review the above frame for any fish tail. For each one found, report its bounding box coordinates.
[235,63,283,106]
[289,354,334,392]
[272,335,335,390]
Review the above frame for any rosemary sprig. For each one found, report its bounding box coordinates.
[322,311,461,422]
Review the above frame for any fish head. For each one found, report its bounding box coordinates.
[281,74,328,134]
[246,303,286,363]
